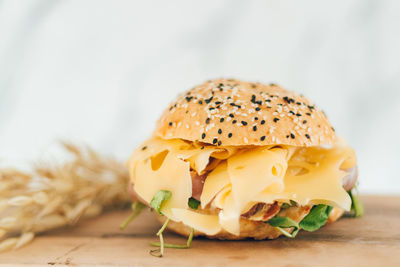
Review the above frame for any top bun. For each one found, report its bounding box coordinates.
[154,79,336,147]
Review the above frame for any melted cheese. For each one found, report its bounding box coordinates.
[171,208,221,235]
[129,137,236,179]
[129,137,356,236]
[134,151,191,221]
[200,162,230,208]
[217,147,288,234]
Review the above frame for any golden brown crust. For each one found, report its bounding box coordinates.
[154,78,336,147]
[153,205,346,240]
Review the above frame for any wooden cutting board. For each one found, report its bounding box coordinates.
[0,195,399,266]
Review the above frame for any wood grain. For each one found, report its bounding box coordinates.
[0,196,399,267]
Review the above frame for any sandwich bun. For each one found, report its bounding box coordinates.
[154,78,336,147]
[153,207,344,240]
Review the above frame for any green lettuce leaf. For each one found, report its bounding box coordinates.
[150,190,172,214]
[188,197,200,210]
[299,204,332,232]
[267,216,300,238]
[349,190,364,217]
[281,200,297,209]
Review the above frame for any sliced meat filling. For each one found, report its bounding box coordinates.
[190,170,208,200]
[342,165,358,191]
[241,202,281,221]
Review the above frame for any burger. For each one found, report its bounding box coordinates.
[126,79,362,255]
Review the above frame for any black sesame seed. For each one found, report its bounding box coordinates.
[265,99,271,102]
[185,96,193,102]
[232,120,237,124]
[253,126,257,131]
[283,96,295,104]
[305,134,310,139]
[141,146,147,150]
[261,120,265,125]
[205,118,210,124]
[296,113,302,117]
[303,120,307,124]
[290,133,295,139]
[254,117,258,121]
[209,107,215,110]
[201,133,206,139]
[213,138,218,144]
[205,96,213,104]
[215,101,222,105]
[255,107,261,111]
[255,100,262,105]
[220,118,225,123]
[228,133,233,138]
[289,111,296,115]
[260,136,266,141]
[241,121,248,126]
[296,102,302,105]
[169,122,173,126]
[218,129,222,134]
[229,113,234,118]
[218,141,222,146]
[306,112,311,116]
[273,118,280,123]
[198,100,203,104]
[286,135,290,138]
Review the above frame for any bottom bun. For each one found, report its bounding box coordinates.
[154,206,344,240]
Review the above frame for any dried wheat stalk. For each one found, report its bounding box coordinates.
[0,143,130,251]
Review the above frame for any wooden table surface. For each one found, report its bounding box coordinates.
[0,195,399,267]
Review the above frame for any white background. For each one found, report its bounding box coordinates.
[0,1,399,194]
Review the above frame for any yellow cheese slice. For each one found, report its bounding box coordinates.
[134,151,191,220]
[130,137,356,236]
[129,137,236,178]
[171,208,221,235]
[227,147,287,212]
[200,162,230,208]
[215,147,288,235]
[253,146,354,210]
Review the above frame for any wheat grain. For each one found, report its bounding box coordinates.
[0,217,17,229]
[0,229,6,239]
[0,238,18,252]
[0,143,130,252]
[15,232,34,249]
[8,196,33,206]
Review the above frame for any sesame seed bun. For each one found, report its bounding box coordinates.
[154,206,344,240]
[154,78,336,147]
